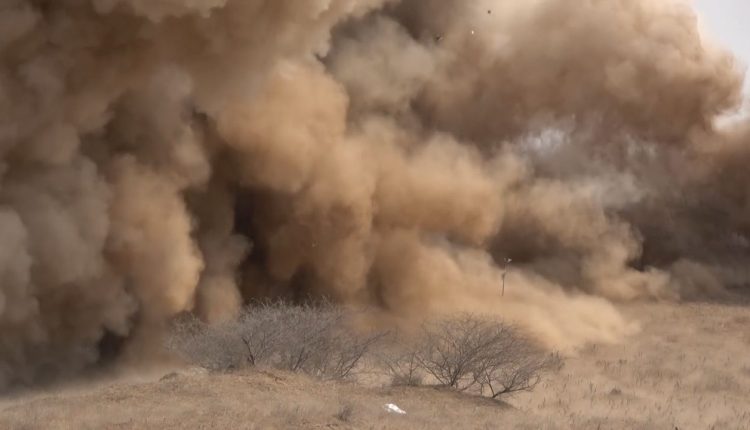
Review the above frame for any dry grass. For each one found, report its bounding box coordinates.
[2,301,750,429]
[0,369,528,430]
[512,301,750,429]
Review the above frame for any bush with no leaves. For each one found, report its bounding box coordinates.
[382,314,561,398]
[167,301,384,379]
[377,335,425,387]
[166,315,248,371]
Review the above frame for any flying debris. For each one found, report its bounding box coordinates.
[502,258,512,297]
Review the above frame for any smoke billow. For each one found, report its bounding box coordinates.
[0,0,747,387]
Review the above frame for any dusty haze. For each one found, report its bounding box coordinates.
[0,0,747,388]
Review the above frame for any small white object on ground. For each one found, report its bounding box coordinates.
[384,403,406,415]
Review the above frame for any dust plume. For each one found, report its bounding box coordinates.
[0,0,746,387]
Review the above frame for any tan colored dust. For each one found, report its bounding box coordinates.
[0,0,747,387]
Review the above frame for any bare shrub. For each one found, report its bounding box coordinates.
[381,314,561,398]
[167,302,384,379]
[166,315,249,371]
[415,316,506,391]
[377,335,425,387]
[267,304,384,379]
[473,339,563,399]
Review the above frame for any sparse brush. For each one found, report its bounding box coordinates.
[168,306,559,399]
[377,335,425,387]
[166,301,386,380]
[378,314,562,399]
[390,372,424,387]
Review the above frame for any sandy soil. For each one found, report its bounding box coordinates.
[2,301,749,430]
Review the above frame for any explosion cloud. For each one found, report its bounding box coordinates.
[0,0,746,388]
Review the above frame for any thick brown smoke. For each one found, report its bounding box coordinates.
[0,0,746,388]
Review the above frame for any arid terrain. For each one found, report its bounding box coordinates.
[2,299,749,430]
[2,1,750,429]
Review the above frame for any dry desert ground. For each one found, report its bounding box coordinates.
[2,298,750,430]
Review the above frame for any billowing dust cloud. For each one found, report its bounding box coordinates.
[0,0,747,387]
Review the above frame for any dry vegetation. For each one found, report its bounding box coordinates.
[380,316,562,397]
[167,302,385,380]
[2,301,750,429]
[167,302,559,400]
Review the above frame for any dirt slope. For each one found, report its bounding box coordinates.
[0,369,534,430]
[2,301,749,430]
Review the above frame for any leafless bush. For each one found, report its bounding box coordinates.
[167,302,384,379]
[166,315,249,371]
[377,335,425,387]
[473,337,563,399]
[381,314,561,398]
